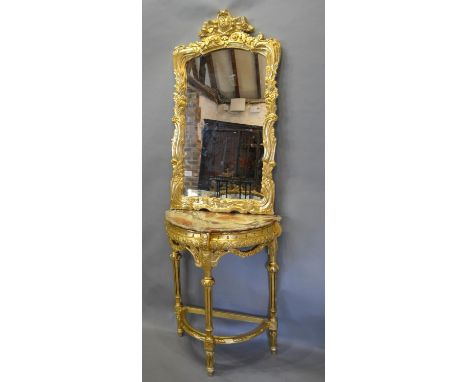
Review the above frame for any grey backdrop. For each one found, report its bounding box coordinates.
[143,0,324,380]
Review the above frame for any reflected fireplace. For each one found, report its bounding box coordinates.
[197,119,263,199]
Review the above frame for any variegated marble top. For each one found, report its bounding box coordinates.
[165,210,280,233]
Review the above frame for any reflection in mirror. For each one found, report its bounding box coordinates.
[184,48,266,200]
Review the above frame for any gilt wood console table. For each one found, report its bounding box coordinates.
[165,210,281,375]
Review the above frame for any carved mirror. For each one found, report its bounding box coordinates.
[170,10,281,214]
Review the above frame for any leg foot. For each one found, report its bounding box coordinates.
[269,329,278,354]
[175,306,184,337]
[205,346,215,376]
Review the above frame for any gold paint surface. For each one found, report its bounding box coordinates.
[165,10,282,375]
[169,9,281,215]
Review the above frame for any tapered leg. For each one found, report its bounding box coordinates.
[201,267,215,376]
[170,251,183,336]
[267,239,279,354]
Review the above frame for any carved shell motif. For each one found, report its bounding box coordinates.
[199,9,254,38]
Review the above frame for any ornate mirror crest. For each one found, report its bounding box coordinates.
[170,10,281,214]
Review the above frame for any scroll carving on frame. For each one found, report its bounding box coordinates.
[169,10,281,215]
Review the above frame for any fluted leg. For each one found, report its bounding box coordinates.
[267,239,279,354]
[170,251,183,336]
[201,267,215,376]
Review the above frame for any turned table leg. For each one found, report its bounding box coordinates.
[170,251,183,336]
[267,239,279,354]
[201,267,215,376]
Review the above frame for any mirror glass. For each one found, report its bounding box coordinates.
[183,48,267,200]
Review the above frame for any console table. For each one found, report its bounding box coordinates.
[165,210,281,375]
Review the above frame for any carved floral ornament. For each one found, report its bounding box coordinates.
[170,10,281,214]
[199,9,254,37]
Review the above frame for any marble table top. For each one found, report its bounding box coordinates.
[165,210,280,233]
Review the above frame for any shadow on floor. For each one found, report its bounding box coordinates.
[143,325,324,382]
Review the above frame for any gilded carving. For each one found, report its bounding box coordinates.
[165,10,282,375]
[199,9,253,38]
[165,220,281,269]
[170,9,281,214]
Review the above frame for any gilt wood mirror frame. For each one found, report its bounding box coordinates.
[169,10,281,215]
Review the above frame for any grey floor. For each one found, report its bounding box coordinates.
[143,320,324,382]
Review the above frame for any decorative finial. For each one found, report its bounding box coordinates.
[199,9,254,38]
